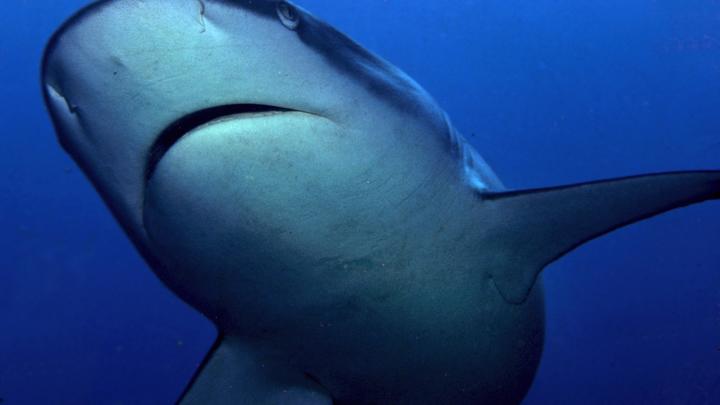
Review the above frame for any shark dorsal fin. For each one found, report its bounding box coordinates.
[485,171,720,304]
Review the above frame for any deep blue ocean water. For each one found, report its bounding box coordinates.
[2,1,719,403]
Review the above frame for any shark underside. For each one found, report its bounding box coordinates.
[41,0,719,403]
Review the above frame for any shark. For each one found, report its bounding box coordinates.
[41,0,719,404]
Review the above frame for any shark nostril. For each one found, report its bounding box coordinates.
[196,0,207,33]
[46,83,79,115]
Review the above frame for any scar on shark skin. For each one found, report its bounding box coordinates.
[197,0,207,33]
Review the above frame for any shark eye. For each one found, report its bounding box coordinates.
[276,2,300,30]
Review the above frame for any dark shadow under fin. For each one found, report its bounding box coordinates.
[485,170,720,305]
[177,335,332,405]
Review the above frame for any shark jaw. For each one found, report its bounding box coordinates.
[146,104,322,180]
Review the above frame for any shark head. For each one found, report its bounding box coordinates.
[43,1,720,403]
[43,0,504,326]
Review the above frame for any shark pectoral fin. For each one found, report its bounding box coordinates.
[485,171,720,305]
[178,336,332,405]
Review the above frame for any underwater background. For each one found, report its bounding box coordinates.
[2,0,719,403]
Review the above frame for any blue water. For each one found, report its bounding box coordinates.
[2,1,719,403]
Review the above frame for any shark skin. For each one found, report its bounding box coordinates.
[41,1,720,404]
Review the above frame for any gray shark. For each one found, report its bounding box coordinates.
[42,0,719,404]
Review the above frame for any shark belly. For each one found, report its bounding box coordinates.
[290,281,545,404]
[143,110,544,403]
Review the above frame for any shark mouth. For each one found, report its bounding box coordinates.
[146,104,292,180]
